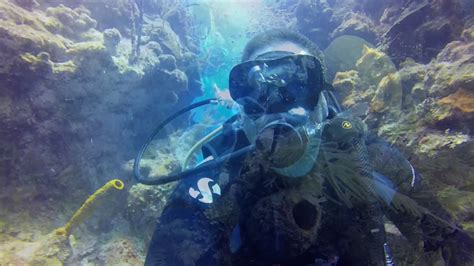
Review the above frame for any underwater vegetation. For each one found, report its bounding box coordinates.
[0,0,472,265]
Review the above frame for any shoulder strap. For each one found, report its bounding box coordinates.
[322,82,343,118]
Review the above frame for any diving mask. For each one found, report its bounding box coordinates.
[229,54,324,115]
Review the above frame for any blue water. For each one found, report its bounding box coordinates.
[187,0,294,124]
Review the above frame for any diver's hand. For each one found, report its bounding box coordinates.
[441,229,474,265]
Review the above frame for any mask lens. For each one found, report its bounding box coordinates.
[229,55,323,113]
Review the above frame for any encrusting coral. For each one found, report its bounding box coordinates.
[438,88,474,113]
[333,75,360,106]
[332,44,402,118]
[0,1,68,56]
[20,51,78,75]
[371,72,402,114]
[356,45,397,85]
[66,41,107,56]
[332,12,377,43]
[46,4,97,38]
[20,52,53,75]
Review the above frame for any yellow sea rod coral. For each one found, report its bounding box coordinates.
[55,179,124,236]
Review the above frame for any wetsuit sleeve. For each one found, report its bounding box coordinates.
[366,135,474,263]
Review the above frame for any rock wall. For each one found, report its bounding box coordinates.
[295,0,473,263]
[326,1,474,263]
[297,0,473,65]
[0,0,200,264]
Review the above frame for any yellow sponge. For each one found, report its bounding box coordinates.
[55,179,124,236]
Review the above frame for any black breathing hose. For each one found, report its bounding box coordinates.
[134,98,217,185]
[133,98,256,185]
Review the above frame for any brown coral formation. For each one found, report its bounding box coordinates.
[438,89,474,113]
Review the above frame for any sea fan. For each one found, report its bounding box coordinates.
[315,138,460,231]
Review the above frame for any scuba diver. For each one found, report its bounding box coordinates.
[134,29,474,265]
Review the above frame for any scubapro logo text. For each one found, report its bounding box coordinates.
[188,178,221,204]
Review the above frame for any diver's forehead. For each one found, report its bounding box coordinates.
[249,41,310,60]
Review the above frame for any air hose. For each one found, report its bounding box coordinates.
[182,125,224,170]
[133,98,256,185]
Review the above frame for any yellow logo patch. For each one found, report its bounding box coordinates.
[342,121,352,129]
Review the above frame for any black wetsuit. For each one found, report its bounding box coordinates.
[145,113,472,266]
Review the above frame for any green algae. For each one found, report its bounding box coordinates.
[331,42,402,116]
[46,4,97,37]
[0,1,68,54]
[356,45,397,86]
[371,72,402,113]
[20,52,52,74]
[52,60,77,74]
[437,186,474,221]
[66,41,106,56]
[21,52,77,74]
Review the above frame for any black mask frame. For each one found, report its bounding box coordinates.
[229,54,324,115]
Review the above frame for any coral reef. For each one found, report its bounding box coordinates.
[14,0,38,10]
[61,0,132,33]
[332,44,401,121]
[371,72,402,114]
[295,0,340,48]
[0,231,71,265]
[46,4,97,38]
[331,12,377,43]
[145,17,183,58]
[329,6,474,260]
[97,237,143,265]
[380,0,468,65]
[399,29,474,131]
[332,70,362,105]
[1,0,473,264]
[323,35,374,81]
[0,0,197,264]
[126,183,176,242]
[332,23,474,260]
[0,1,68,57]
[438,89,474,113]
[355,45,397,84]
[123,131,186,240]
[103,28,122,54]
